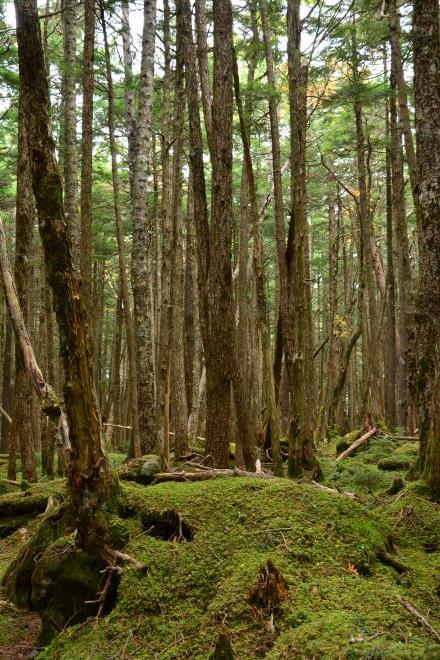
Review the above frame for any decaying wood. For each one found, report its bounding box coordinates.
[0,217,70,451]
[249,560,288,611]
[398,597,440,643]
[152,467,275,484]
[384,433,419,442]
[335,427,378,462]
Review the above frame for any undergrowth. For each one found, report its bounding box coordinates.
[0,435,439,659]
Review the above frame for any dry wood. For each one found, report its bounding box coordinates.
[311,480,357,499]
[398,597,440,643]
[335,427,378,462]
[384,433,419,441]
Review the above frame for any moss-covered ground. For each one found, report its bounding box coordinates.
[0,438,439,659]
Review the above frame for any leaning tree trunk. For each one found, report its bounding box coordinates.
[412,0,440,498]
[14,0,115,554]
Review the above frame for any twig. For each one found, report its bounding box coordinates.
[398,597,440,643]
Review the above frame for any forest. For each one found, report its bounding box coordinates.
[0,0,440,657]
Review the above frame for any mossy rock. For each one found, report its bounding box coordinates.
[119,455,162,485]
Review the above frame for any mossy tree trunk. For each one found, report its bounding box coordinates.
[412,0,440,499]
[14,0,115,553]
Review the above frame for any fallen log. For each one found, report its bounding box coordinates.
[398,597,440,643]
[152,468,276,484]
[384,434,419,442]
[335,427,378,462]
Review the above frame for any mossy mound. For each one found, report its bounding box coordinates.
[35,478,439,659]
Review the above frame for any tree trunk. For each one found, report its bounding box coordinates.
[131,0,157,454]
[61,0,78,263]
[14,0,115,554]
[101,0,140,457]
[79,0,95,322]
[12,88,37,482]
[384,74,397,429]
[233,51,282,475]
[390,56,411,430]
[412,0,440,498]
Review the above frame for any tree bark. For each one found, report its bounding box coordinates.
[131,0,157,454]
[11,86,37,482]
[79,0,95,322]
[61,0,78,263]
[390,56,411,430]
[101,0,140,457]
[412,0,440,498]
[14,0,115,554]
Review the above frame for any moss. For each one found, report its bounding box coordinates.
[0,477,65,517]
[1,441,439,659]
[35,477,439,660]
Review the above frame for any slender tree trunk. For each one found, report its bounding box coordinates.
[194,0,213,153]
[388,0,421,234]
[11,88,36,482]
[157,0,173,463]
[62,0,78,262]
[233,51,282,475]
[169,28,188,462]
[384,71,397,429]
[390,57,410,430]
[287,0,318,475]
[131,0,157,454]
[101,1,140,456]
[351,14,381,422]
[79,0,95,321]
[121,0,136,198]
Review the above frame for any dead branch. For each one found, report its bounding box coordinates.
[335,427,378,462]
[311,480,357,499]
[0,217,71,452]
[0,404,12,425]
[383,433,419,441]
[398,597,440,643]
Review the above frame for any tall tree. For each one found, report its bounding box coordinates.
[61,0,78,260]
[131,0,157,455]
[412,0,440,498]
[14,0,115,553]
[79,0,95,320]
[9,86,36,482]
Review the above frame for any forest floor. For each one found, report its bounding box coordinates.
[0,434,439,659]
